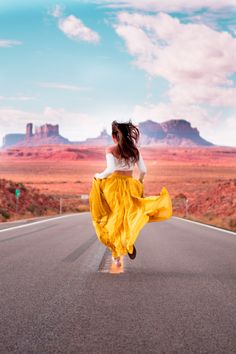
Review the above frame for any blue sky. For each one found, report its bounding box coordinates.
[0,0,236,146]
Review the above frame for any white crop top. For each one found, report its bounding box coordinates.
[94,152,147,179]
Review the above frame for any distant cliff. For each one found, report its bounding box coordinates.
[138,119,213,146]
[76,129,112,146]
[2,134,25,148]
[1,119,214,149]
[76,119,214,147]
[2,123,70,148]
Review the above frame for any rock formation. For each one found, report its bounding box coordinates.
[1,119,214,149]
[2,134,25,149]
[2,123,70,148]
[138,119,213,146]
[77,119,214,147]
[33,124,59,139]
[26,123,33,138]
[77,129,112,146]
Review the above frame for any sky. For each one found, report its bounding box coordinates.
[0,0,236,147]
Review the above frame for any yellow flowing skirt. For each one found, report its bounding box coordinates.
[89,172,172,258]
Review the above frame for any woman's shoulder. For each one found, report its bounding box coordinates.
[105,145,140,161]
[105,145,120,158]
[105,146,114,154]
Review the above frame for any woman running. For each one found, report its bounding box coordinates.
[89,120,172,267]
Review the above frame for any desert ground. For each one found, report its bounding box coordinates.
[0,145,235,231]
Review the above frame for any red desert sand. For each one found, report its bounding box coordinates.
[0,144,235,232]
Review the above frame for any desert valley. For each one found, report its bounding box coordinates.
[0,143,235,232]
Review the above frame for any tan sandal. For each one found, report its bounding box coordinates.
[112,256,121,267]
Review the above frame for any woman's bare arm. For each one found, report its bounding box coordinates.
[137,152,147,183]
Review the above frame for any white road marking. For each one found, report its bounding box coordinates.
[172,216,236,235]
[0,213,234,236]
[0,212,90,233]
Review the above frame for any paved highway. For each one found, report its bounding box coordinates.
[0,213,235,354]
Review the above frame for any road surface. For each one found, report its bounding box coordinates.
[0,213,236,354]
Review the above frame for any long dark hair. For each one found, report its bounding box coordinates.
[111,120,140,165]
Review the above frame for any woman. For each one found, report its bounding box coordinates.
[89,120,172,267]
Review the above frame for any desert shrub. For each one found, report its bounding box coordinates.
[0,208,10,219]
[229,217,236,228]
[7,182,27,194]
[7,201,15,208]
[7,185,15,194]
[17,183,27,192]
[203,211,215,220]
[27,204,44,216]
[175,193,187,200]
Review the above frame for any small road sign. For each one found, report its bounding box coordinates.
[15,189,21,199]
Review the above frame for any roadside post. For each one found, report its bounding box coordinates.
[60,197,63,214]
[185,198,188,217]
[15,188,21,212]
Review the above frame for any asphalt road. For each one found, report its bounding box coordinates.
[0,213,236,354]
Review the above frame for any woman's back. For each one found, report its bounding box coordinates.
[107,145,146,173]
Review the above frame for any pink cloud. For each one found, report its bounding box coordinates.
[38,82,90,91]
[115,12,236,107]
[59,15,100,43]
[105,0,236,12]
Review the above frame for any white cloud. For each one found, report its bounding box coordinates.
[49,5,101,44]
[131,102,236,146]
[0,95,35,101]
[103,0,236,11]
[115,12,236,107]
[0,39,23,47]
[169,84,236,107]
[226,116,236,129]
[132,102,216,129]
[0,107,103,145]
[51,4,62,18]
[206,115,236,146]
[38,82,90,91]
[58,15,100,43]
